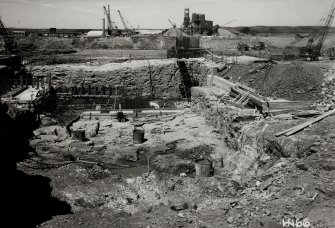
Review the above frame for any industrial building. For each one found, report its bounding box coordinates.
[183,8,214,35]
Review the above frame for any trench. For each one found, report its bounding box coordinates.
[25,60,211,179]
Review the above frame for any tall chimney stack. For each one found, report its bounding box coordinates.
[184,8,190,27]
[102,18,106,38]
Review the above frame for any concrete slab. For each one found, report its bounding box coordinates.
[14,87,40,101]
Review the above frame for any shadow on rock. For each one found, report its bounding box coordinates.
[6,170,72,228]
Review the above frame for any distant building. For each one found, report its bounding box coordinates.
[12,31,27,38]
[50,28,57,34]
[182,9,213,35]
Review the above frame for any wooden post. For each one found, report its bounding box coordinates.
[210,75,214,87]
[36,78,40,89]
[41,77,45,90]
[147,156,150,173]
[114,86,118,110]
[41,77,46,94]
[20,75,23,88]
[47,75,51,91]
[81,84,84,95]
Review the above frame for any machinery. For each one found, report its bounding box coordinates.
[102,5,137,37]
[182,8,213,35]
[299,1,335,61]
[213,19,237,35]
[237,43,250,52]
[118,10,128,30]
[252,41,265,50]
[237,41,265,53]
[0,16,18,55]
[103,5,121,36]
[168,19,177,28]
[117,10,138,36]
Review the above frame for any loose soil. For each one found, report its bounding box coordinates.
[224,63,323,101]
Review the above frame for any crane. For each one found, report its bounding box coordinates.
[168,19,177,28]
[103,5,119,36]
[221,19,237,27]
[0,16,18,54]
[103,6,113,30]
[301,1,335,60]
[117,10,128,30]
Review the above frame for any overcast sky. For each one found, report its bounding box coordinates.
[0,0,334,29]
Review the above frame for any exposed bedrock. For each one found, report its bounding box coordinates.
[191,86,335,182]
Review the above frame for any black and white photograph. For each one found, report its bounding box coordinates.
[0,0,335,227]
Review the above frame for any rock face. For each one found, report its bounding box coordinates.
[31,60,209,100]
[191,86,335,182]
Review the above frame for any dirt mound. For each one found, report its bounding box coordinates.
[18,35,176,51]
[18,37,74,50]
[90,37,134,49]
[225,63,323,101]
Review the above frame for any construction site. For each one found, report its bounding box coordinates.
[1,1,335,228]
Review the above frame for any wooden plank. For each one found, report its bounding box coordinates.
[209,75,236,92]
[285,109,335,136]
[275,126,297,137]
[231,87,265,106]
[268,101,314,110]
[235,82,256,93]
